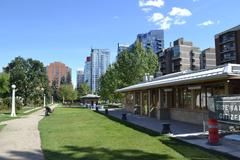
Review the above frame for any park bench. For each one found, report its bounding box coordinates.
[45,106,54,116]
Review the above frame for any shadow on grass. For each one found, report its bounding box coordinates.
[0,150,44,160]
[96,111,236,160]
[96,111,160,137]
[43,146,173,160]
[0,146,173,160]
[159,136,235,160]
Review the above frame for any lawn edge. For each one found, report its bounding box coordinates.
[95,110,237,160]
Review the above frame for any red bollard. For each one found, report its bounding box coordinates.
[208,119,219,145]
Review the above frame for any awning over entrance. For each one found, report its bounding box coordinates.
[80,94,100,105]
[116,63,240,93]
[81,94,100,99]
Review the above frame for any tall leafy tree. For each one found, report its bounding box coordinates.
[98,65,122,102]
[77,83,90,97]
[99,40,158,102]
[4,57,49,106]
[59,84,76,103]
[0,72,10,97]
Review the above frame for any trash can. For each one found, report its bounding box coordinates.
[122,113,127,121]
[161,123,171,134]
[208,119,219,145]
[105,108,108,115]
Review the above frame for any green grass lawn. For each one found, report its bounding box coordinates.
[39,107,232,160]
[0,107,42,123]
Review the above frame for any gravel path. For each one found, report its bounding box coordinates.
[0,105,56,160]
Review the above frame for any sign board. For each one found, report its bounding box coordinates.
[209,96,240,124]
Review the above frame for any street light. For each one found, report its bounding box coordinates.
[11,84,16,117]
[51,96,54,105]
[41,88,46,107]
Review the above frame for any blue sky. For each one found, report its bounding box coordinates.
[0,0,239,86]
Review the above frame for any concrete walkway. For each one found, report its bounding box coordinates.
[0,105,56,160]
[102,108,204,135]
[102,108,240,159]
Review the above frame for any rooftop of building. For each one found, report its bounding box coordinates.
[46,61,71,69]
[137,30,164,37]
[91,48,110,52]
[116,63,240,93]
[202,48,216,53]
[215,24,240,38]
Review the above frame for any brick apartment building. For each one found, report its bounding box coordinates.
[215,25,240,65]
[46,62,72,87]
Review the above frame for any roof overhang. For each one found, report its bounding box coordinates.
[116,64,240,93]
[81,94,100,99]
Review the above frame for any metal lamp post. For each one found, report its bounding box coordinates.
[44,94,46,107]
[51,96,54,105]
[11,84,16,117]
[41,88,46,107]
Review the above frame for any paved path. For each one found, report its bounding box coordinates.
[0,105,56,160]
[102,108,204,135]
[101,108,240,159]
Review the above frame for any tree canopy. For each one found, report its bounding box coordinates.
[0,72,10,97]
[77,83,91,97]
[99,40,158,102]
[59,84,77,103]
[4,56,49,106]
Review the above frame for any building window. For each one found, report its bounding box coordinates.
[195,89,201,109]
[183,88,192,108]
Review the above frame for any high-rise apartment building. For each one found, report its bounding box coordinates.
[46,62,72,86]
[215,25,240,65]
[136,30,164,55]
[117,43,129,55]
[76,70,84,88]
[91,49,110,93]
[84,56,91,88]
[83,49,110,93]
[159,38,200,75]
[200,48,216,69]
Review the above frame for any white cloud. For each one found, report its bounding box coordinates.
[142,8,152,13]
[174,18,186,25]
[148,13,164,22]
[139,0,164,8]
[148,12,189,29]
[193,0,199,2]
[158,16,172,29]
[198,20,214,26]
[148,12,172,30]
[142,5,191,29]
[169,7,192,17]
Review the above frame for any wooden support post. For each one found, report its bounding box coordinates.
[140,91,143,116]
[148,90,151,117]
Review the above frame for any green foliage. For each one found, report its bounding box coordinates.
[59,84,77,103]
[99,40,158,102]
[0,72,10,97]
[99,65,122,102]
[77,83,91,97]
[39,107,232,160]
[3,56,49,106]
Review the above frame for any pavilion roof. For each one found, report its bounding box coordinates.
[116,63,240,93]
